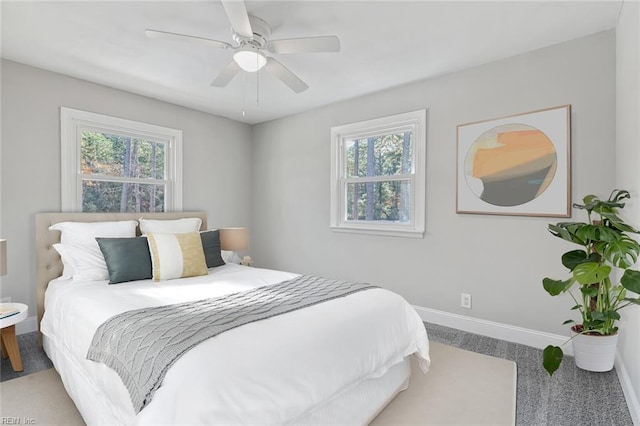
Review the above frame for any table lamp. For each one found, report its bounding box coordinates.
[219,228,248,264]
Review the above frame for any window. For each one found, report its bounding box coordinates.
[330,110,426,237]
[61,108,182,212]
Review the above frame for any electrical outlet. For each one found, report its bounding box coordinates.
[0,297,11,303]
[461,293,472,309]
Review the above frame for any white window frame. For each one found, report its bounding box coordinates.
[60,107,183,212]
[330,109,426,238]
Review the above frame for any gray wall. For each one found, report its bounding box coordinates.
[615,1,640,416]
[250,30,616,336]
[0,59,253,311]
[0,30,622,339]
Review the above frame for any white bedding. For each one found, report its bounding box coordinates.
[41,264,430,425]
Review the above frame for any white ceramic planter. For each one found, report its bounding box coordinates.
[570,328,619,372]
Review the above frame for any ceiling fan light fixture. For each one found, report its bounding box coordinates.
[233,46,267,72]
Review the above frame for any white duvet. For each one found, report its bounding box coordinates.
[41,264,430,425]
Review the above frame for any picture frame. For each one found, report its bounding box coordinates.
[456,105,571,217]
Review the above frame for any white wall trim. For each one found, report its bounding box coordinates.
[413,304,574,356]
[615,353,640,426]
[16,315,37,335]
[329,109,426,238]
[60,107,183,212]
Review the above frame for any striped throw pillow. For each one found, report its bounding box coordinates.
[147,232,208,281]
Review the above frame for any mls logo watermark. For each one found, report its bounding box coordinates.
[1,418,36,425]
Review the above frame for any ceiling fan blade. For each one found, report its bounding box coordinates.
[266,36,340,54]
[264,58,309,93]
[211,61,241,87]
[145,29,232,50]
[220,0,253,39]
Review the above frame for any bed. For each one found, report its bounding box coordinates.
[35,212,430,425]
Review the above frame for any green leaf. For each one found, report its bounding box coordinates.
[570,304,581,310]
[601,212,639,233]
[543,278,573,296]
[548,223,586,245]
[591,311,620,321]
[617,288,627,301]
[621,269,640,294]
[605,310,621,320]
[596,226,622,243]
[543,345,564,376]
[583,194,599,205]
[575,225,600,242]
[580,286,598,297]
[602,236,640,268]
[583,320,605,332]
[608,189,630,204]
[560,250,583,270]
[561,250,601,271]
[573,262,611,285]
[562,319,575,325]
[575,196,600,215]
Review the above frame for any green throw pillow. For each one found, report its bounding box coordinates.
[96,237,153,284]
[200,230,226,268]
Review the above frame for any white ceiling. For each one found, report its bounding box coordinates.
[1,1,623,124]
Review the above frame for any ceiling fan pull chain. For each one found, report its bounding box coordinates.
[242,71,246,117]
[256,59,260,108]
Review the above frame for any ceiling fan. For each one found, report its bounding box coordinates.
[145,0,340,93]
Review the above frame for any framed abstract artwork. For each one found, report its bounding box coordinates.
[456,105,571,217]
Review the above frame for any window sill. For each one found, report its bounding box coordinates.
[330,225,424,239]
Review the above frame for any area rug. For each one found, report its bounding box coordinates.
[0,341,516,425]
[371,341,517,425]
[0,366,84,425]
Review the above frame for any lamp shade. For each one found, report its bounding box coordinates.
[233,47,267,72]
[0,239,6,276]
[220,228,249,251]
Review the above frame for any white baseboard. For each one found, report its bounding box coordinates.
[615,353,640,426]
[16,315,38,335]
[414,305,640,424]
[413,304,574,355]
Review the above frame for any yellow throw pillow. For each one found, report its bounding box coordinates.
[147,232,208,281]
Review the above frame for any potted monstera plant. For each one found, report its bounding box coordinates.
[542,189,640,375]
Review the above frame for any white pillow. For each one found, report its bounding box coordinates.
[139,218,202,235]
[221,250,235,264]
[52,243,75,280]
[56,243,112,281]
[49,220,138,281]
[50,220,138,246]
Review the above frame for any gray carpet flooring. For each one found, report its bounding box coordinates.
[1,323,633,425]
[1,332,53,381]
[426,323,633,426]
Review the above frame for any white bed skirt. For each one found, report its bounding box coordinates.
[294,357,411,425]
[45,333,411,425]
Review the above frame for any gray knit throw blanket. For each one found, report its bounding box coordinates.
[86,275,376,413]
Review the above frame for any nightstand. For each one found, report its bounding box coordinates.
[0,303,28,372]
